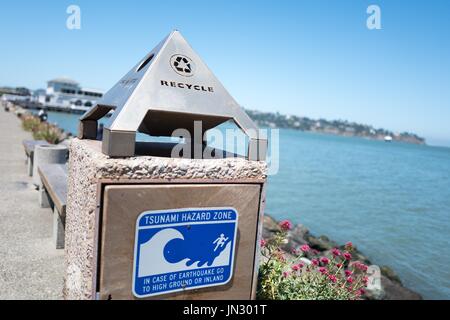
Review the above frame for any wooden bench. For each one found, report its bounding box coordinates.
[22,140,49,176]
[37,164,68,249]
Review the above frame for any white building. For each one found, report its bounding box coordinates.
[1,93,31,103]
[38,77,103,111]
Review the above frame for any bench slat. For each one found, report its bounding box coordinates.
[38,164,68,216]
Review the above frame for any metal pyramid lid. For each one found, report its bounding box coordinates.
[79,30,266,160]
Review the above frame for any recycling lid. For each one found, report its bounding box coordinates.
[78,30,267,161]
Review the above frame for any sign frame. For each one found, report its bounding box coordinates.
[132,207,239,298]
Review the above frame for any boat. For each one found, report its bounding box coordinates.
[384,136,393,142]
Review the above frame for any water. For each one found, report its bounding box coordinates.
[44,111,105,136]
[46,111,450,299]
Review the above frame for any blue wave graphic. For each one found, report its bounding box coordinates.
[163,224,234,267]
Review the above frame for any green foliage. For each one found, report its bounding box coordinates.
[32,122,61,144]
[21,115,41,132]
[257,226,368,300]
[21,114,62,144]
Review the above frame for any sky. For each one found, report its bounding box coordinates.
[0,0,449,146]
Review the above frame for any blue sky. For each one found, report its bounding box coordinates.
[0,0,449,146]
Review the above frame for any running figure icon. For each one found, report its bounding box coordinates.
[213,233,229,252]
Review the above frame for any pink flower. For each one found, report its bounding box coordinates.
[328,275,337,283]
[343,252,352,260]
[300,244,310,253]
[336,263,343,268]
[331,248,341,257]
[311,259,319,266]
[320,257,330,265]
[358,263,368,272]
[345,242,353,250]
[363,276,369,285]
[359,288,366,295]
[312,249,320,255]
[260,239,267,247]
[298,263,304,269]
[345,270,353,277]
[346,277,354,284]
[283,271,290,278]
[318,267,328,274]
[291,264,300,272]
[351,261,368,272]
[279,220,292,231]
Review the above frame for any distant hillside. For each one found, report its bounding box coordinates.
[245,109,426,145]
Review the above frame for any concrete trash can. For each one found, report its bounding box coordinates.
[33,144,68,186]
[65,30,268,300]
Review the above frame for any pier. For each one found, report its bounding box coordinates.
[0,107,64,299]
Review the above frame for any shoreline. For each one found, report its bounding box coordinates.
[262,214,422,300]
[246,108,426,145]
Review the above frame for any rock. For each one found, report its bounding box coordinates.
[288,224,309,245]
[283,226,309,253]
[305,234,337,252]
[299,257,311,265]
[351,251,372,266]
[380,275,422,300]
[364,286,385,300]
[380,265,402,284]
[262,215,279,237]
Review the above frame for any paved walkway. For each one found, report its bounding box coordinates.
[0,107,64,299]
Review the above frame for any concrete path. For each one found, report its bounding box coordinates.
[0,107,64,299]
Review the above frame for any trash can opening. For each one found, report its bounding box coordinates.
[136,53,155,72]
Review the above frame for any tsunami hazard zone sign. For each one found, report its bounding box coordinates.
[132,207,238,298]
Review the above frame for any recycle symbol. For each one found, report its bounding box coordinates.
[173,56,192,74]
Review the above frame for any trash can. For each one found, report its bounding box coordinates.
[65,30,267,300]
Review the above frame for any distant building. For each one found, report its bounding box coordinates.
[1,87,32,108]
[33,89,46,99]
[1,93,31,103]
[0,86,31,97]
[37,77,103,111]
